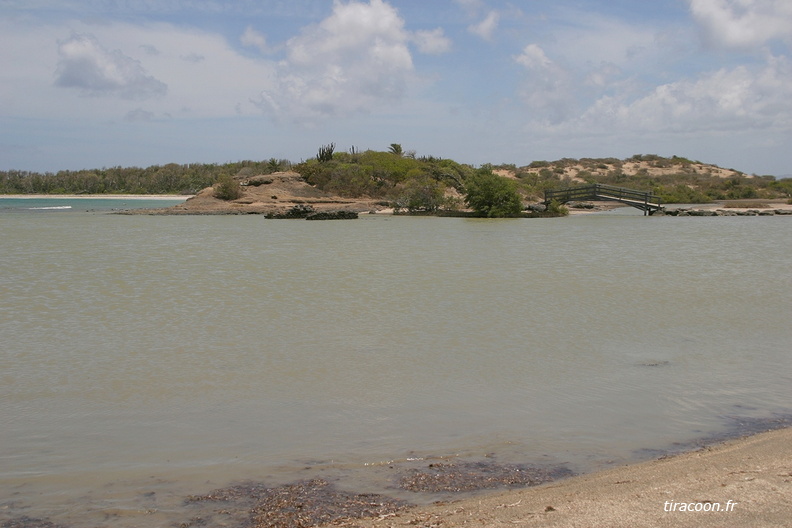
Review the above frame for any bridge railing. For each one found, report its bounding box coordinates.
[544,186,593,202]
[592,184,660,204]
[545,184,660,206]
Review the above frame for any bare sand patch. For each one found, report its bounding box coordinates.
[354,427,792,528]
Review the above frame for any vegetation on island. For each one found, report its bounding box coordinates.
[2,148,791,216]
[213,172,243,201]
[463,169,523,217]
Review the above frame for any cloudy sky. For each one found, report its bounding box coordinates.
[2,0,791,176]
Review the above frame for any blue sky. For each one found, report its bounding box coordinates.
[2,0,791,176]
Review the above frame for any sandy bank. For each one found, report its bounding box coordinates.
[353,427,792,528]
[567,199,792,216]
[118,172,384,215]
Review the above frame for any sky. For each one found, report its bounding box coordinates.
[1,0,791,176]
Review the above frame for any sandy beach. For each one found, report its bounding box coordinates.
[352,427,792,528]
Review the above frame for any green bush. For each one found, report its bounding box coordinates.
[464,169,523,217]
[214,173,242,200]
[545,199,569,216]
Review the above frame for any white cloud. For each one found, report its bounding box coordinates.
[0,18,276,121]
[514,44,577,124]
[584,62,623,88]
[180,52,205,63]
[256,0,415,122]
[544,10,670,73]
[240,26,270,54]
[688,0,792,49]
[514,44,552,69]
[577,55,792,133]
[468,11,499,41]
[412,28,452,55]
[54,33,167,99]
[510,11,702,128]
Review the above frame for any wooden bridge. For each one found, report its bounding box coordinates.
[544,184,663,215]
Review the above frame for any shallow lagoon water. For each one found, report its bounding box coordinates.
[1,202,791,526]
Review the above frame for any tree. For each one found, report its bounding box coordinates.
[397,173,445,213]
[464,169,523,217]
[388,143,403,156]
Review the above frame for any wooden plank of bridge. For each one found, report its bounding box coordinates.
[544,184,662,215]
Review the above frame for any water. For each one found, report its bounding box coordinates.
[1,203,791,526]
[0,196,187,213]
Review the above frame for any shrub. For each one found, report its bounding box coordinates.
[397,175,446,213]
[214,173,242,200]
[464,169,523,217]
[545,199,569,216]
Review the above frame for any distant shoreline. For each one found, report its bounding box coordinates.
[0,194,192,200]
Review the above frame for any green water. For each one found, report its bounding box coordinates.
[1,210,790,526]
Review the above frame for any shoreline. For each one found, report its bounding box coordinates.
[568,198,792,216]
[354,426,792,528]
[1,424,789,528]
[0,194,191,200]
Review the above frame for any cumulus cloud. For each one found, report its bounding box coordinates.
[514,44,577,123]
[584,62,623,88]
[412,28,452,55]
[256,0,415,121]
[240,26,270,54]
[514,44,552,69]
[468,11,500,40]
[54,33,167,99]
[577,55,792,132]
[688,0,792,49]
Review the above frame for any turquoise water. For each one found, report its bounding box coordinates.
[0,196,187,213]
[1,209,790,526]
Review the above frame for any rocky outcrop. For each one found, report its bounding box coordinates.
[125,171,381,215]
[305,211,358,220]
[265,205,358,220]
[660,208,792,216]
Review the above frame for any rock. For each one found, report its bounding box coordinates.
[306,211,359,220]
[241,175,274,186]
[267,204,316,219]
[526,203,547,212]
